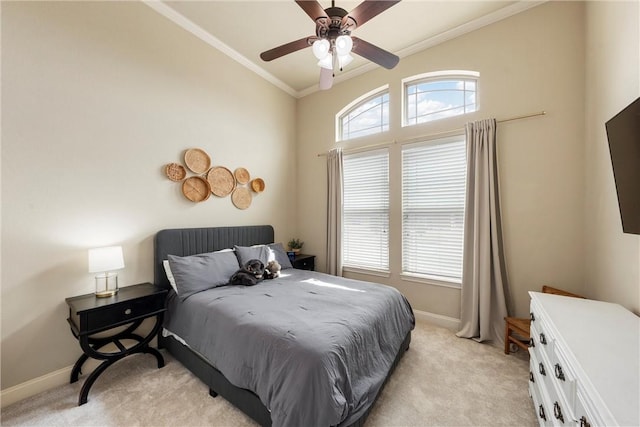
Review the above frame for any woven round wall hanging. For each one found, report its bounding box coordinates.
[165,163,186,181]
[207,166,236,197]
[234,167,250,185]
[231,187,252,210]
[250,178,265,193]
[184,148,211,174]
[182,176,211,202]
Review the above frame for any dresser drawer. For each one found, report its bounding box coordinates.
[551,345,577,414]
[73,292,165,335]
[529,355,553,427]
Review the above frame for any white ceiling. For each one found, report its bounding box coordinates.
[145,1,544,98]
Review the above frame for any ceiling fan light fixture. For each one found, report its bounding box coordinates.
[338,53,353,70]
[312,39,330,60]
[318,53,334,70]
[335,35,353,56]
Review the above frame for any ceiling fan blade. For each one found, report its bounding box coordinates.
[295,0,329,23]
[351,37,399,69]
[319,67,333,90]
[260,37,313,62]
[343,0,400,28]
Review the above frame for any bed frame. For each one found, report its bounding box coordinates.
[154,225,411,427]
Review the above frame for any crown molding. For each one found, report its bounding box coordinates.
[142,1,298,98]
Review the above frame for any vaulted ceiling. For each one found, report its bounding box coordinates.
[146,1,544,97]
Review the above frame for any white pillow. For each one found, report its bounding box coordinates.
[163,260,178,294]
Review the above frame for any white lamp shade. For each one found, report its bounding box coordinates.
[312,39,330,60]
[338,53,354,69]
[318,53,334,70]
[335,35,353,56]
[88,246,124,273]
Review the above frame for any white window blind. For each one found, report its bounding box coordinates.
[343,149,389,271]
[402,136,466,283]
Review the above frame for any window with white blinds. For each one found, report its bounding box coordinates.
[343,149,389,272]
[402,136,466,284]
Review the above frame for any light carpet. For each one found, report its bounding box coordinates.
[1,321,536,426]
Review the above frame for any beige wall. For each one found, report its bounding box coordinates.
[1,2,297,389]
[296,1,587,320]
[584,1,640,313]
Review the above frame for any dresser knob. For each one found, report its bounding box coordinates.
[538,404,547,421]
[528,337,535,348]
[553,401,564,423]
[539,362,546,376]
[530,312,535,322]
[529,371,534,383]
[124,308,132,315]
[580,415,591,427]
[539,332,547,345]
[554,363,565,381]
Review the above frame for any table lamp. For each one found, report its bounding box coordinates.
[88,246,124,297]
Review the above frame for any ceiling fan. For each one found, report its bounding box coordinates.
[260,0,401,90]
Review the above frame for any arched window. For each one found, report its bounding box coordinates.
[403,71,478,126]
[337,86,389,141]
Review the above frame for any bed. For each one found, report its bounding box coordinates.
[154,225,414,427]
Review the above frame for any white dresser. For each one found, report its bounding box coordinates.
[528,292,640,426]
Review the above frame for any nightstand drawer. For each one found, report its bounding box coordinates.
[81,294,165,334]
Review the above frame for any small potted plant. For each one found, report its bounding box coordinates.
[287,238,304,254]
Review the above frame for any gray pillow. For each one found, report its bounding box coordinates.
[234,245,270,267]
[168,250,239,301]
[268,243,293,269]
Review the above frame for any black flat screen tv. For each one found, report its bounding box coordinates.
[605,97,640,235]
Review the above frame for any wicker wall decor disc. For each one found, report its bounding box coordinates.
[182,176,211,202]
[251,178,265,193]
[234,167,250,185]
[165,163,186,181]
[207,166,236,197]
[231,187,252,209]
[184,148,211,174]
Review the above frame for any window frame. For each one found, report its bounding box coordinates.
[401,70,479,128]
[336,85,390,142]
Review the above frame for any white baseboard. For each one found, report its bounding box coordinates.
[1,365,73,408]
[414,309,461,331]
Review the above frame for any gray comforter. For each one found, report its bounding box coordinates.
[164,269,415,427]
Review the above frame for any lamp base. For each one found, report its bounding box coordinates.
[95,273,119,298]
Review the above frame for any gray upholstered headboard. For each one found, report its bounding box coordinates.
[154,225,275,289]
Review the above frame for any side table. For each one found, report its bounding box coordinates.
[65,282,167,405]
[291,254,315,271]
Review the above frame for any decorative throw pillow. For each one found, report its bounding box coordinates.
[268,243,293,269]
[234,245,271,267]
[168,250,240,301]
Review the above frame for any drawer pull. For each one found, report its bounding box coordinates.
[538,404,547,421]
[554,363,565,381]
[124,308,132,315]
[580,416,591,427]
[529,371,534,383]
[539,362,546,376]
[529,337,535,348]
[530,312,535,322]
[553,401,564,423]
[539,332,547,345]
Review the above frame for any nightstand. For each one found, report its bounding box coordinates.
[291,254,315,271]
[65,282,168,405]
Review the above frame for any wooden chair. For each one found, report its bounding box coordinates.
[504,286,585,354]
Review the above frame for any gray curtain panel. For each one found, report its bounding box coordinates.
[326,148,343,276]
[457,118,510,344]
